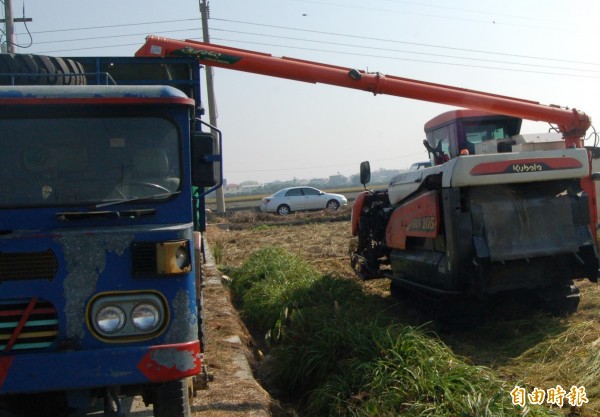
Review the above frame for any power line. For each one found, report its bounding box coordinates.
[207,28,600,75]
[23,18,200,34]
[378,0,535,21]
[293,0,573,31]
[26,24,600,76]
[292,0,498,27]
[208,36,600,79]
[25,27,201,46]
[210,18,600,67]
[17,15,599,68]
[34,32,600,79]
[18,15,599,79]
[225,151,425,174]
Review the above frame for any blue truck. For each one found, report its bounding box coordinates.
[0,54,220,416]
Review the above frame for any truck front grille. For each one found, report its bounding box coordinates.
[131,242,157,276]
[0,249,58,282]
[0,299,58,352]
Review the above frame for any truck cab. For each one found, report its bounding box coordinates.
[0,56,220,417]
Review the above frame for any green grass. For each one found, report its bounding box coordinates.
[211,241,224,265]
[228,247,563,417]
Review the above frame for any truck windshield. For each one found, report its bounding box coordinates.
[0,117,181,208]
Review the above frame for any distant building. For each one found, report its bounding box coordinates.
[328,174,348,187]
[223,183,241,194]
[224,181,261,196]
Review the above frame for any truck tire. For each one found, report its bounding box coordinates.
[0,53,86,86]
[153,379,192,417]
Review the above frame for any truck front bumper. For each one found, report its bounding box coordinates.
[0,341,201,394]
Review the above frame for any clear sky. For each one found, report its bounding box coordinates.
[8,0,600,184]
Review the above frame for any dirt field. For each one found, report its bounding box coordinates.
[201,208,600,417]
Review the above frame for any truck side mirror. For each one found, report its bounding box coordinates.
[360,161,371,185]
[191,131,220,187]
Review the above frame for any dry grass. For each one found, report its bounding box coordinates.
[205,213,600,416]
[206,210,353,277]
[502,282,600,412]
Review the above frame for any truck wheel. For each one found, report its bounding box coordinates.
[276,204,291,216]
[0,53,86,85]
[153,379,192,417]
[326,200,340,210]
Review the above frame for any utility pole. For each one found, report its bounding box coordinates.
[199,0,226,213]
[1,0,32,53]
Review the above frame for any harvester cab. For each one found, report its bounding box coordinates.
[423,110,522,163]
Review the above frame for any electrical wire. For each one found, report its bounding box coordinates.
[23,31,600,79]
[209,36,600,79]
[225,151,426,174]
[1,1,32,50]
[23,24,599,77]
[207,27,600,75]
[12,14,600,68]
[21,18,200,35]
[12,2,32,49]
[210,17,600,67]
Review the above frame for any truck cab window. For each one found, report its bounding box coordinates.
[0,117,181,208]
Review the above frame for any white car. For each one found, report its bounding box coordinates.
[409,161,432,170]
[261,186,348,215]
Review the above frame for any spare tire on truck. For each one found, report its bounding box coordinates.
[0,53,86,85]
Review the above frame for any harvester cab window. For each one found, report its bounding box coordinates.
[462,121,512,155]
[429,126,451,165]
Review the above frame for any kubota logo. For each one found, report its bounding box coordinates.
[511,163,544,173]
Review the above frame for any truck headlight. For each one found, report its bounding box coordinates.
[132,303,161,332]
[88,292,168,341]
[96,305,126,334]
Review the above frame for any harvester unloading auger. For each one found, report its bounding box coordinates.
[137,36,599,317]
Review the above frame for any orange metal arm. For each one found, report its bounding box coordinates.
[136,36,591,146]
